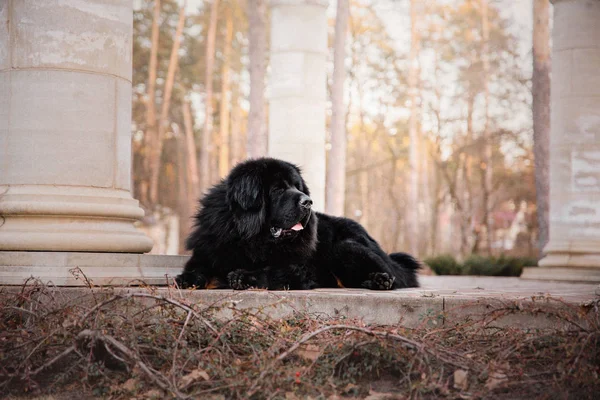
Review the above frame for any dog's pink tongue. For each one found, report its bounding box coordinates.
[291,223,304,231]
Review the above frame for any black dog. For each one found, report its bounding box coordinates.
[175,158,419,290]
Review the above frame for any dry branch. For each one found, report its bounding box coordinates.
[2,282,598,399]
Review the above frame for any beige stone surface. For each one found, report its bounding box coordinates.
[269,53,327,100]
[552,0,600,51]
[521,266,600,282]
[268,0,328,211]
[540,0,600,279]
[0,186,152,252]
[10,0,133,80]
[572,48,600,96]
[116,78,133,190]
[550,49,572,97]
[271,0,329,53]
[0,73,7,157]
[0,251,187,286]
[550,96,600,147]
[9,276,595,328]
[3,70,117,186]
[168,276,596,328]
[0,0,152,256]
[0,2,8,70]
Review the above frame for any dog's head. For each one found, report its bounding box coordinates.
[226,158,314,240]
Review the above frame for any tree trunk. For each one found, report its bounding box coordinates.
[247,0,267,158]
[462,94,476,256]
[182,97,199,210]
[325,0,349,216]
[420,133,431,255]
[457,154,470,257]
[200,0,221,192]
[140,0,161,207]
[430,165,442,255]
[176,127,191,254]
[355,77,369,229]
[219,7,233,178]
[532,0,551,254]
[230,84,243,167]
[481,0,493,255]
[407,0,421,256]
[355,65,369,229]
[429,35,444,256]
[148,1,186,205]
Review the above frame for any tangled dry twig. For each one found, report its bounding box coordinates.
[0,281,598,399]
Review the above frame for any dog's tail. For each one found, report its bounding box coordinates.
[389,252,421,270]
[389,252,421,288]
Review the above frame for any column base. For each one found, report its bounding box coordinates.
[521,240,600,282]
[521,266,600,283]
[0,185,153,253]
[0,251,189,286]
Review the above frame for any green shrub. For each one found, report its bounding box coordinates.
[463,255,503,276]
[423,254,462,275]
[424,254,538,276]
[497,255,538,276]
[463,255,538,276]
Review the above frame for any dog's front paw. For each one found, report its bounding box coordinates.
[175,271,206,289]
[361,272,396,290]
[227,270,257,290]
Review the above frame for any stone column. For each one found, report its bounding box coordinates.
[268,0,328,211]
[0,0,186,285]
[522,0,600,282]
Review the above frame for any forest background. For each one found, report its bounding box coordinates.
[131,0,549,271]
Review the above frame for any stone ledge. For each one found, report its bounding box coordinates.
[0,251,188,286]
[110,277,600,328]
[521,266,600,282]
[2,276,597,329]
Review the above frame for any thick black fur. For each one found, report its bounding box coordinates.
[175,158,420,290]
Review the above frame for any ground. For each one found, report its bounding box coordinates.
[1,276,599,399]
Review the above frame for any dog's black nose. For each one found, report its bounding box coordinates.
[299,195,313,209]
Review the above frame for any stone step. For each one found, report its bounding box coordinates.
[5,276,594,330]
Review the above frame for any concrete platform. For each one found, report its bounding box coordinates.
[417,275,598,301]
[142,276,597,328]
[4,276,595,329]
[521,265,600,282]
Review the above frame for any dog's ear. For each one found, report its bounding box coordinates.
[226,169,263,210]
[294,165,311,196]
[226,168,265,238]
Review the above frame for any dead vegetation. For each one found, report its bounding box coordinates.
[1,278,599,399]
